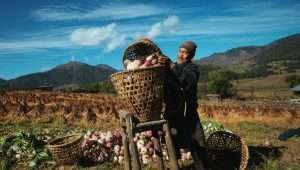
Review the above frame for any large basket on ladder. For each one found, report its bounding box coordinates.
[110,38,165,122]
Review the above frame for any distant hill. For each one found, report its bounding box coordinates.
[197,46,263,66]
[244,33,300,77]
[0,78,7,89]
[195,33,300,78]
[252,33,300,65]
[96,64,119,72]
[197,33,300,68]
[4,61,117,90]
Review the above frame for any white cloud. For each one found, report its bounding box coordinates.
[0,26,79,54]
[70,56,76,61]
[32,4,168,21]
[0,22,129,54]
[173,2,300,36]
[84,57,89,61]
[70,23,128,52]
[70,23,116,46]
[68,15,179,51]
[146,15,180,38]
[0,40,69,49]
[0,40,70,54]
[147,23,162,39]
[105,34,127,52]
[163,15,179,28]
[0,62,9,65]
[1,1,299,55]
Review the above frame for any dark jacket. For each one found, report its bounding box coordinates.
[164,60,204,148]
[173,60,199,113]
[164,60,209,169]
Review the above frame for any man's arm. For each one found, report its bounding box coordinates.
[182,69,198,92]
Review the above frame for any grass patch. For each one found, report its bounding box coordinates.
[237,122,277,143]
[1,113,300,169]
[201,114,300,168]
[233,72,300,99]
[252,159,300,170]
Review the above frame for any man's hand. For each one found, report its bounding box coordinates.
[158,55,175,69]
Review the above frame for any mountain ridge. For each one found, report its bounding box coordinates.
[3,61,117,90]
[197,46,263,66]
[196,33,300,68]
[1,33,299,90]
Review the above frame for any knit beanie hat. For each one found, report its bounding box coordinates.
[179,41,197,57]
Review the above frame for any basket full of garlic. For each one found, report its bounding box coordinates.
[110,38,165,122]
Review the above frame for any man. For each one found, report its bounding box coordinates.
[159,41,209,170]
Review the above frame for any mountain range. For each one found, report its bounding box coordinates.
[0,61,117,90]
[196,33,300,69]
[197,46,263,66]
[0,79,6,86]
[0,33,299,90]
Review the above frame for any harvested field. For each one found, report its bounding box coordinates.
[0,91,300,169]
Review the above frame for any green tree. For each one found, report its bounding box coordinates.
[208,69,235,98]
[80,80,115,93]
[97,80,115,93]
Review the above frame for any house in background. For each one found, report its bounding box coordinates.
[291,84,300,96]
[36,80,53,91]
[205,94,221,102]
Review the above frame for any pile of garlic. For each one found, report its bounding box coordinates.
[124,54,160,70]
[81,129,193,165]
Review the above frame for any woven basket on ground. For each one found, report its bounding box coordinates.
[47,134,83,165]
[111,38,165,122]
[206,131,249,170]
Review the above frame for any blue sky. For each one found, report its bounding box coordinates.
[0,0,300,80]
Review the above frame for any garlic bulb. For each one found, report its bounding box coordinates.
[126,60,142,70]
[81,129,194,165]
[146,54,154,61]
[126,61,135,70]
[124,59,130,69]
[151,59,158,65]
[80,121,228,165]
[124,53,162,70]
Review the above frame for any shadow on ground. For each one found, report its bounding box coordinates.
[278,128,300,141]
[247,145,286,168]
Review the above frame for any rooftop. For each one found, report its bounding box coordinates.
[291,84,300,92]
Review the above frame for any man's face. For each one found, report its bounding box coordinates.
[177,48,190,64]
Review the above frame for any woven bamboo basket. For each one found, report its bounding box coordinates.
[110,66,165,122]
[111,38,165,122]
[206,131,249,170]
[47,134,83,165]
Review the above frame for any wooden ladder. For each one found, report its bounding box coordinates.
[121,116,179,170]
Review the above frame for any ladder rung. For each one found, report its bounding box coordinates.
[136,119,167,128]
